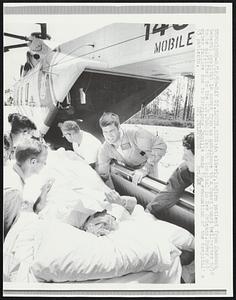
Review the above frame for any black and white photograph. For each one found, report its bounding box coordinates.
[2,3,232,298]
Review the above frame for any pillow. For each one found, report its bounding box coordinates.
[31,216,177,282]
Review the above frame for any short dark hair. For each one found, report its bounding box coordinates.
[99,112,120,128]
[183,132,194,155]
[15,138,48,164]
[4,133,11,151]
[58,120,81,133]
[8,113,37,135]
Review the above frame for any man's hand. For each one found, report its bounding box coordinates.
[105,190,137,214]
[105,190,123,205]
[40,178,55,198]
[132,168,148,185]
[33,178,55,213]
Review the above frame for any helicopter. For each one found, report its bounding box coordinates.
[4,23,195,233]
[4,23,195,145]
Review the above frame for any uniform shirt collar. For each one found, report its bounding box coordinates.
[13,163,26,185]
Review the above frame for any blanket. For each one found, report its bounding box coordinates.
[4,207,184,283]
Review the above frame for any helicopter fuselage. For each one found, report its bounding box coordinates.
[10,23,195,145]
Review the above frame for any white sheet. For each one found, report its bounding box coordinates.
[23,148,110,204]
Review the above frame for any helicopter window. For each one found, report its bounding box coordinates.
[25,83,29,105]
[29,96,35,107]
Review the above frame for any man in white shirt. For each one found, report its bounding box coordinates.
[58,120,102,167]
[4,138,52,238]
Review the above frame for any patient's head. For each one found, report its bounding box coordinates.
[58,120,82,144]
[83,210,118,237]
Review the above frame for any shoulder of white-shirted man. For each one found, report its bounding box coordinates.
[86,131,102,144]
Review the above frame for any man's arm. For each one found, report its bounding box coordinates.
[135,128,167,168]
[146,163,194,215]
[132,128,167,184]
[96,145,112,182]
[33,179,54,214]
[33,194,46,214]
[146,135,167,169]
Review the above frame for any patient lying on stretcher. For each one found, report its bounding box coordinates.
[25,147,194,252]
[35,179,137,237]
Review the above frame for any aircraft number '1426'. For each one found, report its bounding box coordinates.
[144,24,188,41]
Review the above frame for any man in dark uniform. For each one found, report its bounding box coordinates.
[146,132,194,214]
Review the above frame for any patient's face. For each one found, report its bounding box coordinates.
[84,210,118,236]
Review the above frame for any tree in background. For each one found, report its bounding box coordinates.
[127,76,194,128]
